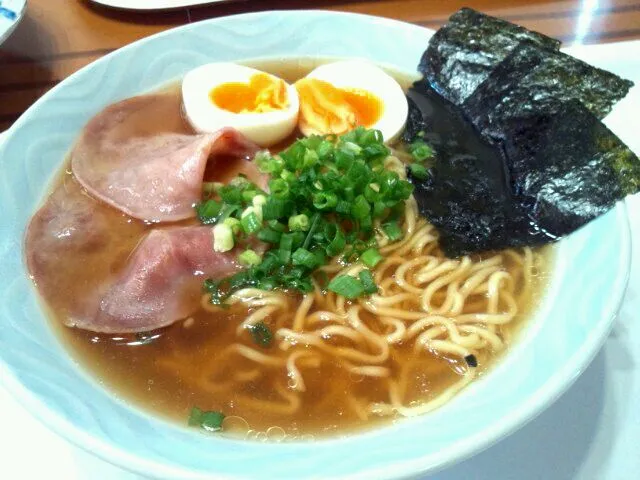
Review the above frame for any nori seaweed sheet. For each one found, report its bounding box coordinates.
[516,100,640,237]
[406,86,640,256]
[420,8,560,105]
[407,8,639,257]
[462,41,635,141]
[405,83,550,257]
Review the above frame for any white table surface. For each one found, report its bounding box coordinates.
[1,41,639,479]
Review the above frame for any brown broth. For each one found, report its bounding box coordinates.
[40,60,552,439]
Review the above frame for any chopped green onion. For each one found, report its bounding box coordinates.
[327,275,364,299]
[409,163,429,180]
[241,209,261,234]
[362,129,383,145]
[372,200,386,218]
[229,175,250,188]
[213,224,234,252]
[383,221,403,242]
[218,185,243,205]
[216,204,241,223]
[343,141,362,155]
[290,231,305,249]
[238,249,262,266]
[195,199,222,224]
[363,143,389,160]
[303,148,319,168]
[288,214,310,232]
[279,233,294,263]
[241,189,259,203]
[203,278,218,293]
[336,200,351,215]
[269,178,290,198]
[223,217,241,235]
[312,191,338,210]
[409,139,434,162]
[252,194,268,208]
[258,278,277,291]
[267,220,286,232]
[359,269,378,294]
[202,182,222,195]
[248,322,273,347]
[188,407,225,432]
[256,151,284,175]
[351,195,371,219]
[360,247,383,268]
[325,224,346,256]
[292,248,317,269]
[280,169,296,183]
[257,227,282,244]
[262,197,292,220]
[199,127,415,299]
[359,215,373,232]
[302,213,321,250]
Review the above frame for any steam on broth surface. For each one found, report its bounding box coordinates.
[38,59,551,439]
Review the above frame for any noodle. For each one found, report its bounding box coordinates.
[187,194,539,425]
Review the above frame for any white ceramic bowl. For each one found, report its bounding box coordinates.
[0,10,631,479]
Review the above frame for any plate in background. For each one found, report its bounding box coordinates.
[0,0,26,44]
[91,0,239,11]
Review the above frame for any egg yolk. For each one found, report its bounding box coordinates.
[294,78,384,136]
[210,73,289,114]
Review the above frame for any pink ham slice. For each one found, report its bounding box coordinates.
[92,226,242,333]
[71,94,260,223]
[26,177,241,333]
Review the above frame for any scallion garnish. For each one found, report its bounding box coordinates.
[198,127,415,301]
[409,139,434,162]
[238,249,262,266]
[409,163,429,180]
[360,247,383,268]
[212,224,234,252]
[288,213,310,232]
[291,247,318,269]
[188,406,225,432]
[327,275,365,299]
[240,210,261,234]
[195,199,222,224]
[382,221,403,242]
[248,321,273,347]
[257,227,282,244]
[359,269,378,294]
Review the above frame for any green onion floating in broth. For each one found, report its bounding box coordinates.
[248,321,273,347]
[188,407,225,432]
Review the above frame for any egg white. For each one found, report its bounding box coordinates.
[304,60,408,143]
[182,63,299,147]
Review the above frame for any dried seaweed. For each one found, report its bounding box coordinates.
[406,81,640,256]
[516,100,640,237]
[420,8,560,105]
[462,41,635,141]
[406,9,639,256]
[405,83,549,257]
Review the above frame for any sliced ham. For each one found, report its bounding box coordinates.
[26,177,242,333]
[91,226,242,333]
[71,93,260,223]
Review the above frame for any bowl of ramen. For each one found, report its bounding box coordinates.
[0,8,636,480]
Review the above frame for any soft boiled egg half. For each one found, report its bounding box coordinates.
[295,60,408,143]
[182,63,299,147]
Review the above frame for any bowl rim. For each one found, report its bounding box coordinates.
[0,9,633,480]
